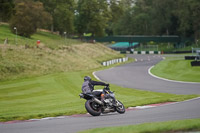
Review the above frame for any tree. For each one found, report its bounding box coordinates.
[112,0,179,36]
[106,0,125,35]
[0,0,14,22]
[130,0,153,35]
[75,0,110,37]
[150,0,178,35]
[38,0,57,32]
[113,0,152,35]
[53,1,75,35]
[39,0,75,34]
[176,0,200,42]
[112,10,133,35]
[9,0,52,37]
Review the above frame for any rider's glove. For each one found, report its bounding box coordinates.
[106,83,109,86]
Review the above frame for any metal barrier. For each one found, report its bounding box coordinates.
[102,57,128,66]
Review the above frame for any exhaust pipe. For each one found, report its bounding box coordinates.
[93,98,103,105]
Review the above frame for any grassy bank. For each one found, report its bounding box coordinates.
[0,24,125,81]
[150,56,200,82]
[0,24,81,49]
[0,43,123,81]
[80,118,200,133]
[0,70,197,122]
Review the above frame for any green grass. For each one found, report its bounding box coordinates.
[150,56,200,82]
[80,118,200,133]
[0,42,124,81]
[0,24,81,49]
[0,24,125,81]
[0,70,198,122]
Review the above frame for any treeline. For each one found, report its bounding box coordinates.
[0,0,200,41]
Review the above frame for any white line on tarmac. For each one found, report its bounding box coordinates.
[148,66,200,84]
[93,71,102,81]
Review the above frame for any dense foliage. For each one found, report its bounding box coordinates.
[9,0,52,37]
[75,0,110,37]
[0,0,199,41]
[0,0,14,22]
[113,0,200,42]
[39,0,75,35]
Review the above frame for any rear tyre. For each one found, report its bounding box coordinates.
[115,100,125,114]
[85,100,101,116]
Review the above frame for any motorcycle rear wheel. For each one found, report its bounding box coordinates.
[85,100,101,116]
[115,100,125,114]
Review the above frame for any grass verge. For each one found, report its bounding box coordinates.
[0,24,81,49]
[79,118,200,133]
[150,56,200,82]
[1,24,125,81]
[0,43,124,81]
[0,69,198,122]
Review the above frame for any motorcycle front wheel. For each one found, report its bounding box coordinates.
[115,100,125,114]
[85,100,101,116]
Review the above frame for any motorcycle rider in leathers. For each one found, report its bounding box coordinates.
[82,76,109,103]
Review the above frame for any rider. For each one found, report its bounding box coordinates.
[82,76,109,102]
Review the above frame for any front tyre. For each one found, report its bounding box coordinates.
[115,100,125,114]
[85,100,101,116]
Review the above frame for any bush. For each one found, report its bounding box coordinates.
[9,0,52,38]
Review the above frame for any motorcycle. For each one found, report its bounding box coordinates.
[79,86,125,116]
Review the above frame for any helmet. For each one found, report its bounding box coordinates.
[84,76,91,81]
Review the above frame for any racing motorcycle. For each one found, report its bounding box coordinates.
[79,86,125,116]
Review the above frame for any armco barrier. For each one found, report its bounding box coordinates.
[131,51,161,54]
[120,51,161,54]
[102,57,128,66]
[149,51,154,54]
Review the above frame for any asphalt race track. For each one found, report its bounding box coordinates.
[1,54,200,133]
[96,54,200,95]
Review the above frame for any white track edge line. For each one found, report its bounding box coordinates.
[93,70,200,107]
[148,66,200,84]
[92,71,102,81]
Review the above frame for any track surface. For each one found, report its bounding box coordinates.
[1,54,200,133]
[96,54,200,94]
[1,98,199,133]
